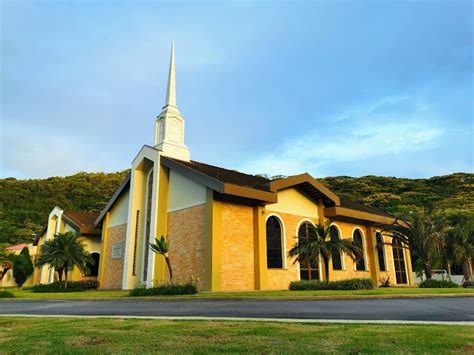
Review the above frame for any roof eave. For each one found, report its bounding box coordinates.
[324,206,396,225]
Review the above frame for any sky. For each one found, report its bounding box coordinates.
[1,0,473,179]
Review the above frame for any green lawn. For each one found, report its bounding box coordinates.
[0,317,472,354]
[1,287,474,300]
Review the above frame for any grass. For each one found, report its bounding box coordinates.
[0,317,472,354]
[1,286,474,300]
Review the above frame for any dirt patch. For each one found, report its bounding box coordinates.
[65,335,109,347]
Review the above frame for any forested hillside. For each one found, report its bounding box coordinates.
[1,171,472,245]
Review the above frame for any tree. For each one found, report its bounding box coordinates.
[13,247,34,286]
[150,236,172,284]
[0,244,15,282]
[382,210,450,279]
[35,232,93,289]
[444,217,474,282]
[288,222,360,282]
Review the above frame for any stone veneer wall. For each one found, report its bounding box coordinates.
[265,211,308,290]
[167,204,206,290]
[221,202,255,291]
[101,223,127,289]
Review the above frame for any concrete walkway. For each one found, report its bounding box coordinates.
[1,297,473,322]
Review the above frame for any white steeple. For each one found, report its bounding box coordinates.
[154,41,190,161]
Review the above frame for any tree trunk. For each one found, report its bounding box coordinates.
[424,260,432,280]
[165,256,173,284]
[323,256,330,282]
[64,269,68,290]
[462,259,472,282]
[57,267,63,283]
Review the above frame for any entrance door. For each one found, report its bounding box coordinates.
[392,239,408,284]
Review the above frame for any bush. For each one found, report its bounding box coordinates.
[418,279,459,288]
[0,290,14,298]
[31,280,99,293]
[129,283,197,297]
[13,248,34,286]
[289,278,375,291]
[462,280,474,288]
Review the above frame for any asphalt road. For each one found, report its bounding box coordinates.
[1,297,473,322]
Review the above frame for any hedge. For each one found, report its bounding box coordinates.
[31,280,99,293]
[418,279,459,288]
[129,283,197,297]
[0,290,14,298]
[289,278,375,291]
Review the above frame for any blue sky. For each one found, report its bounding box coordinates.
[1,1,472,179]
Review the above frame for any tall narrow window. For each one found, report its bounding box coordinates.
[266,216,283,268]
[298,222,319,280]
[330,226,343,270]
[353,229,366,271]
[132,210,140,276]
[376,233,387,271]
[143,171,154,282]
[392,239,408,284]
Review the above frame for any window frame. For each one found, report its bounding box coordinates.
[329,224,344,271]
[375,232,387,272]
[265,214,286,269]
[352,228,367,271]
[296,219,321,281]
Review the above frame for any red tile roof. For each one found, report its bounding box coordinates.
[63,211,99,229]
[6,243,30,251]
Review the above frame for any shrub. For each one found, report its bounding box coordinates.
[129,283,197,297]
[0,290,14,298]
[13,248,34,286]
[289,278,375,291]
[379,276,391,288]
[418,279,459,288]
[462,280,474,288]
[31,280,99,293]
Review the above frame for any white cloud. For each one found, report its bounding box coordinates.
[240,96,444,177]
[1,123,113,178]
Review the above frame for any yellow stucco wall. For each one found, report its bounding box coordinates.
[266,188,318,219]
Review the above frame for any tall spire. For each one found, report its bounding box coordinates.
[164,40,177,108]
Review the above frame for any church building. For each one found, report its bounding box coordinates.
[95,44,414,291]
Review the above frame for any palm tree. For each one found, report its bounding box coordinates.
[382,210,450,280]
[35,232,93,289]
[0,244,15,282]
[150,236,172,284]
[288,222,361,282]
[445,217,473,282]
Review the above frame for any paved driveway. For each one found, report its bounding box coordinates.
[1,297,473,322]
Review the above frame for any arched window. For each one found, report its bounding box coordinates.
[298,222,319,280]
[330,225,343,270]
[376,233,387,271]
[266,216,283,268]
[392,239,408,284]
[86,252,100,277]
[353,229,366,271]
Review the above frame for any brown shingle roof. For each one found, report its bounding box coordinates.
[166,158,272,191]
[63,211,99,229]
[339,198,394,218]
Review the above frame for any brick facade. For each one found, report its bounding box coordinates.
[101,223,126,289]
[221,202,255,291]
[167,204,206,290]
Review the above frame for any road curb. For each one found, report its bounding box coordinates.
[0,314,472,326]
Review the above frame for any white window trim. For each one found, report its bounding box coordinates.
[329,223,345,271]
[352,227,368,271]
[265,213,287,269]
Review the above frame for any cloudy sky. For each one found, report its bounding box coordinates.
[1,1,472,179]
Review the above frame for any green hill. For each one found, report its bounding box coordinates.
[1,171,472,245]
